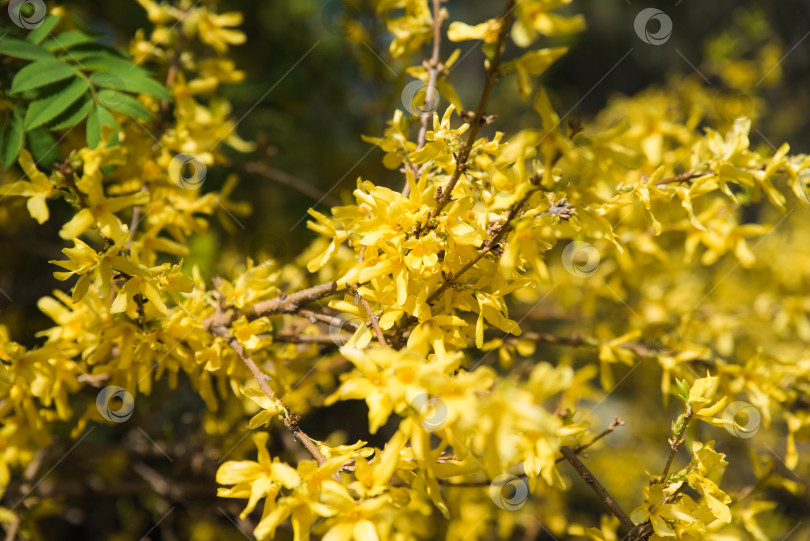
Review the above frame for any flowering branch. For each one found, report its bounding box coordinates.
[244,282,342,321]
[404,0,446,197]
[557,417,625,462]
[414,0,516,237]
[660,404,692,483]
[350,285,388,348]
[560,446,637,534]
[430,188,536,304]
[654,170,712,186]
[208,286,329,467]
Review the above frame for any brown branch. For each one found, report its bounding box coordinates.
[234,160,340,207]
[426,187,534,304]
[441,418,624,487]
[560,446,637,534]
[127,186,149,252]
[206,282,334,472]
[556,417,625,462]
[157,13,186,132]
[209,310,329,469]
[659,405,692,483]
[404,0,446,197]
[654,170,712,186]
[392,187,534,345]
[350,285,388,348]
[414,0,516,237]
[236,281,342,321]
[507,331,592,348]
[272,334,344,345]
[297,308,357,329]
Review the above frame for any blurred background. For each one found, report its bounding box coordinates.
[2,1,810,539]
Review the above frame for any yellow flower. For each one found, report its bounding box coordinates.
[2,150,56,224]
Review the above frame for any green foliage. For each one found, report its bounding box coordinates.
[0,14,169,165]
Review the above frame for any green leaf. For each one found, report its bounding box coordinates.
[42,30,96,52]
[49,96,94,130]
[26,15,62,44]
[27,128,61,167]
[1,113,24,167]
[65,44,132,62]
[86,105,119,149]
[10,60,76,94]
[0,36,54,60]
[97,90,152,120]
[97,89,153,120]
[74,52,150,76]
[89,69,171,101]
[24,77,89,131]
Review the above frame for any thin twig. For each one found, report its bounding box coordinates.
[441,417,624,486]
[272,334,344,345]
[392,187,534,345]
[350,285,388,348]
[557,417,625,462]
[560,446,637,534]
[127,186,149,252]
[297,308,358,329]
[157,13,186,133]
[654,170,712,186]
[248,282,341,318]
[208,287,330,469]
[404,0,445,197]
[660,405,692,483]
[426,187,534,304]
[203,281,343,331]
[234,160,340,206]
[414,0,515,237]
